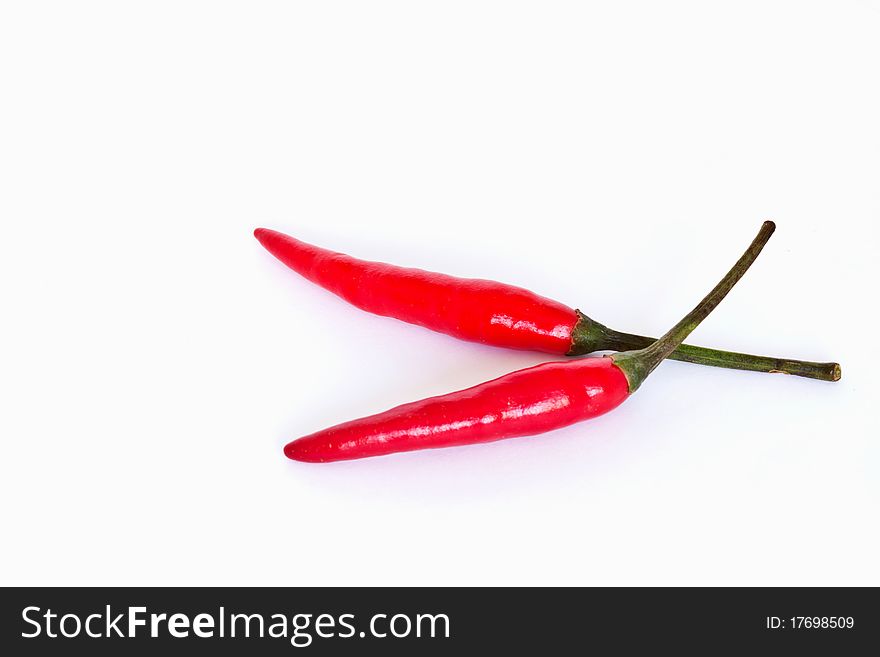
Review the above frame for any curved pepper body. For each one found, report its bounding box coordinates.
[255,228,577,354]
[285,358,630,462]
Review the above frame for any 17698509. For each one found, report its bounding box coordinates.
[766,617,855,630]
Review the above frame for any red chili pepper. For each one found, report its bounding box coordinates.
[254,227,574,353]
[285,222,776,463]
[255,228,839,381]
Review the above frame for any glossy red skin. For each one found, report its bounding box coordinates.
[285,358,630,462]
[255,228,577,354]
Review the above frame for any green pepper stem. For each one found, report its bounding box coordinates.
[611,221,777,392]
[572,318,840,382]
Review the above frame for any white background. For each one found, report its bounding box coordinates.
[1,2,877,586]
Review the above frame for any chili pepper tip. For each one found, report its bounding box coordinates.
[284,440,324,463]
[254,227,281,252]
